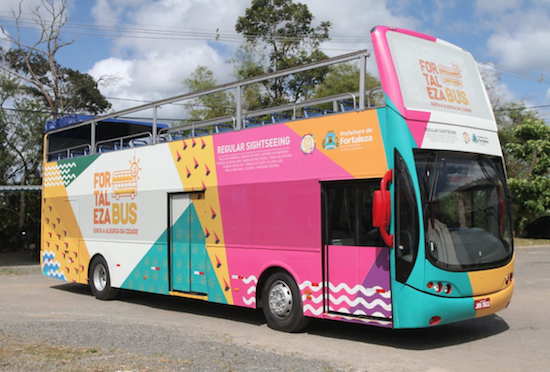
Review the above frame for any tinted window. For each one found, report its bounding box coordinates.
[324,181,384,247]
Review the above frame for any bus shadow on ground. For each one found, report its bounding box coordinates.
[51,283,265,326]
[52,283,509,350]
[306,315,510,349]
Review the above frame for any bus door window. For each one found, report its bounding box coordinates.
[395,151,420,283]
[324,181,384,247]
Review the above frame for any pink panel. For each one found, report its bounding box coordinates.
[219,179,320,250]
[214,124,353,187]
[327,245,391,318]
[225,248,321,308]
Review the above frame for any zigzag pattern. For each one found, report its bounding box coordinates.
[46,269,67,280]
[43,162,77,187]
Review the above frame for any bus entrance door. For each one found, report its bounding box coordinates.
[169,193,208,294]
[323,181,393,321]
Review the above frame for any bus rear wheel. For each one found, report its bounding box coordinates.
[89,256,118,300]
[261,271,309,332]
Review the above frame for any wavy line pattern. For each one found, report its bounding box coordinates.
[300,280,392,319]
[299,281,324,291]
[303,304,324,316]
[243,296,256,305]
[241,275,258,285]
[328,283,391,299]
[330,296,392,311]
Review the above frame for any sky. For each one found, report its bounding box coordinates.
[1,0,550,122]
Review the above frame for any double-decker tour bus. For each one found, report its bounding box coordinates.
[41,26,514,332]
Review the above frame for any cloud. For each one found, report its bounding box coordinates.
[475,0,523,14]
[84,0,422,115]
[478,2,550,73]
[487,28,550,73]
[478,62,518,105]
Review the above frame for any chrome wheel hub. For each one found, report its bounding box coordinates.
[93,264,107,291]
[269,280,292,318]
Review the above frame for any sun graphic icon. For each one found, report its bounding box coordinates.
[129,155,141,179]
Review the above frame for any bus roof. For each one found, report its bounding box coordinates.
[45,115,168,133]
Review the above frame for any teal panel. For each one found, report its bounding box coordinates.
[393,282,476,329]
[57,154,100,188]
[121,196,226,301]
[121,231,169,295]
[189,205,208,293]
[171,204,191,292]
[384,98,427,291]
[424,262,473,297]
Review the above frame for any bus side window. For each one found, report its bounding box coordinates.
[395,151,420,283]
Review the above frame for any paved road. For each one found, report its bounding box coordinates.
[0,246,548,371]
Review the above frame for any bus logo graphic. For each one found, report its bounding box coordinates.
[301,133,315,154]
[112,156,141,200]
[322,131,339,150]
[439,62,463,89]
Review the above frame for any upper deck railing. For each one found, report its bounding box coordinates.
[46,49,384,160]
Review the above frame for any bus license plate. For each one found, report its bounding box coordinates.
[474,298,491,310]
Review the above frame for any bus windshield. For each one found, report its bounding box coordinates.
[414,150,513,272]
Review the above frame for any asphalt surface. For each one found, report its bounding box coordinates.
[0,245,549,371]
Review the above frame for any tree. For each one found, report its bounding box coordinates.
[182,65,234,122]
[0,74,45,247]
[497,105,550,235]
[0,0,111,248]
[311,63,382,107]
[0,0,111,118]
[234,0,332,106]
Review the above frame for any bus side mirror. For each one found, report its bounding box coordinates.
[373,169,394,248]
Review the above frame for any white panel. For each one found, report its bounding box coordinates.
[422,122,502,156]
[387,32,496,130]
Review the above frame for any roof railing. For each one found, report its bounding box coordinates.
[46,49,379,154]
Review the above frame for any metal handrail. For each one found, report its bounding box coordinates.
[46,49,377,156]
[47,143,91,160]
[95,131,152,151]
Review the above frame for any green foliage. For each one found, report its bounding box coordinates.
[311,63,381,111]
[507,177,550,234]
[233,0,331,105]
[0,75,45,247]
[1,48,111,116]
[497,104,550,235]
[182,65,234,122]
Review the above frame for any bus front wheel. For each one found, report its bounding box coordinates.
[89,256,118,300]
[261,271,309,332]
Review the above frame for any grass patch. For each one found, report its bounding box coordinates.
[515,238,550,247]
[0,267,27,275]
[514,238,550,247]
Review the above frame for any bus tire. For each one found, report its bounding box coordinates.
[261,271,309,332]
[89,256,118,300]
